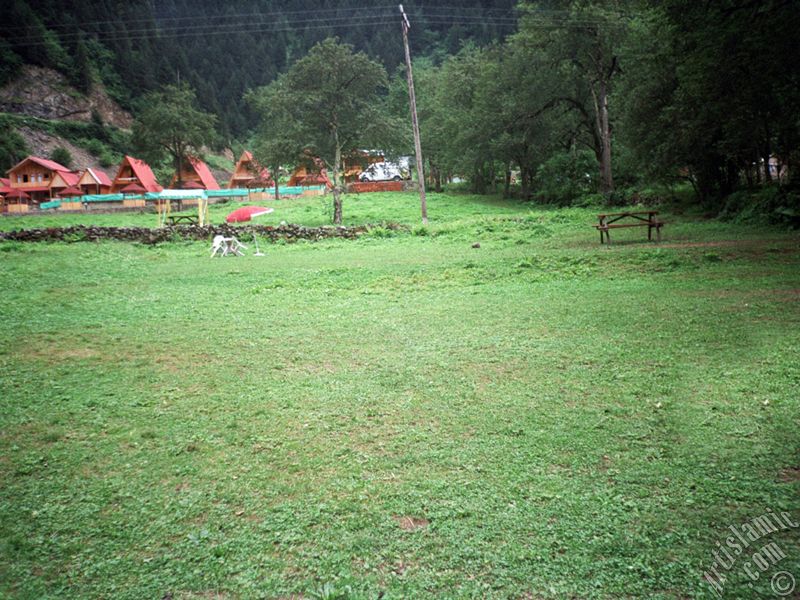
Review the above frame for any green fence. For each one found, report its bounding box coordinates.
[50,186,327,205]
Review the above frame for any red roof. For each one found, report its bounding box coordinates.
[116,155,162,192]
[188,156,220,190]
[83,168,112,187]
[58,185,84,197]
[51,170,80,187]
[6,155,70,175]
[120,182,147,194]
[0,178,9,187]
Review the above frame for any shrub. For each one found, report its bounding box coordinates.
[50,146,73,169]
[0,117,29,172]
[719,185,800,226]
[533,149,598,205]
[412,225,429,236]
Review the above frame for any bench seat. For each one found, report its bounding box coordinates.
[593,222,663,230]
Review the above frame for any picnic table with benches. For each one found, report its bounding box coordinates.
[166,215,199,226]
[594,210,663,244]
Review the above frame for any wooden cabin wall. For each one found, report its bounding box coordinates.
[8,165,52,188]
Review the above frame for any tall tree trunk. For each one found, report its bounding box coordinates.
[333,187,342,224]
[274,177,279,201]
[503,162,511,198]
[745,161,754,188]
[176,153,183,189]
[430,161,442,193]
[762,120,772,183]
[591,80,613,193]
[754,153,762,184]
[520,165,530,200]
[332,131,343,224]
[473,164,486,194]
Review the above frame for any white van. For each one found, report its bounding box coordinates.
[359,161,408,182]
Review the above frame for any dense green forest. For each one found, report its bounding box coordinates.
[0,0,516,138]
[2,0,799,213]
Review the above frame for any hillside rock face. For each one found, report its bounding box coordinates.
[16,125,107,172]
[0,65,132,129]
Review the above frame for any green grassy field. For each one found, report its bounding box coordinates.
[0,192,528,232]
[1,192,799,599]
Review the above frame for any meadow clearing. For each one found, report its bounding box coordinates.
[0,192,798,599]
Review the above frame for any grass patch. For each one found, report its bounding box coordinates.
[0,193,798,598]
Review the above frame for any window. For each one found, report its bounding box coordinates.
[16,175,21,183]
[44,173,49,180]
[23,174,28,183]
[38,174,43,183]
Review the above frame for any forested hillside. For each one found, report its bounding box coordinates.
[1,0,516,138]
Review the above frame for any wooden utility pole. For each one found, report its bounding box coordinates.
[400,4,428,225]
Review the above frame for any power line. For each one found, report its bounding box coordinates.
[4,6,626,46]
[33,4,521,31]
[7,14,535,47]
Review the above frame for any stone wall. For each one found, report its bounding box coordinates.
[0,223,396,245]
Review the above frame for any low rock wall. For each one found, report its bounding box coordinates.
[0,223,384,244]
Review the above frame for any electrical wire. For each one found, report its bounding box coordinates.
[5,6,629,47]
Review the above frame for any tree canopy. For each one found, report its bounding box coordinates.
[132,83,218,188]
[0,0,516,138]
[377,0,800,206]
[251,38,396,224]
[4,0,800,210]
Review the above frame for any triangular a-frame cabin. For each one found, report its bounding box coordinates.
[288,156,332,188]
[169,156,220,190]
[229,151,271,189]
[110,155,162,193]
[78,168,112,195]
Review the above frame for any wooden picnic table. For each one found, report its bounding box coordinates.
[166,214,199,226]
[594,210,663,244]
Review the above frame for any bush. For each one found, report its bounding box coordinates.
[81,138,118,168]
[0,41,23,87]
[50,146,73,169]
[0,117,29,172]
[719,186,800,226]
[533,149,598,205]
[412,225,429,236]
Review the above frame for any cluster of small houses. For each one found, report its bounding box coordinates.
[0,150,391,213]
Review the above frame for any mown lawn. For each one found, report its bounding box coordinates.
[1,193,798,599]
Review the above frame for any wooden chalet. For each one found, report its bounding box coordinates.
[229,151,272,189]
[110,155,162,193]
[6,156,72,203]
[78,168,112,195]
[169,156,220,190]
[288,156,332,188]
[49,170,81,198]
